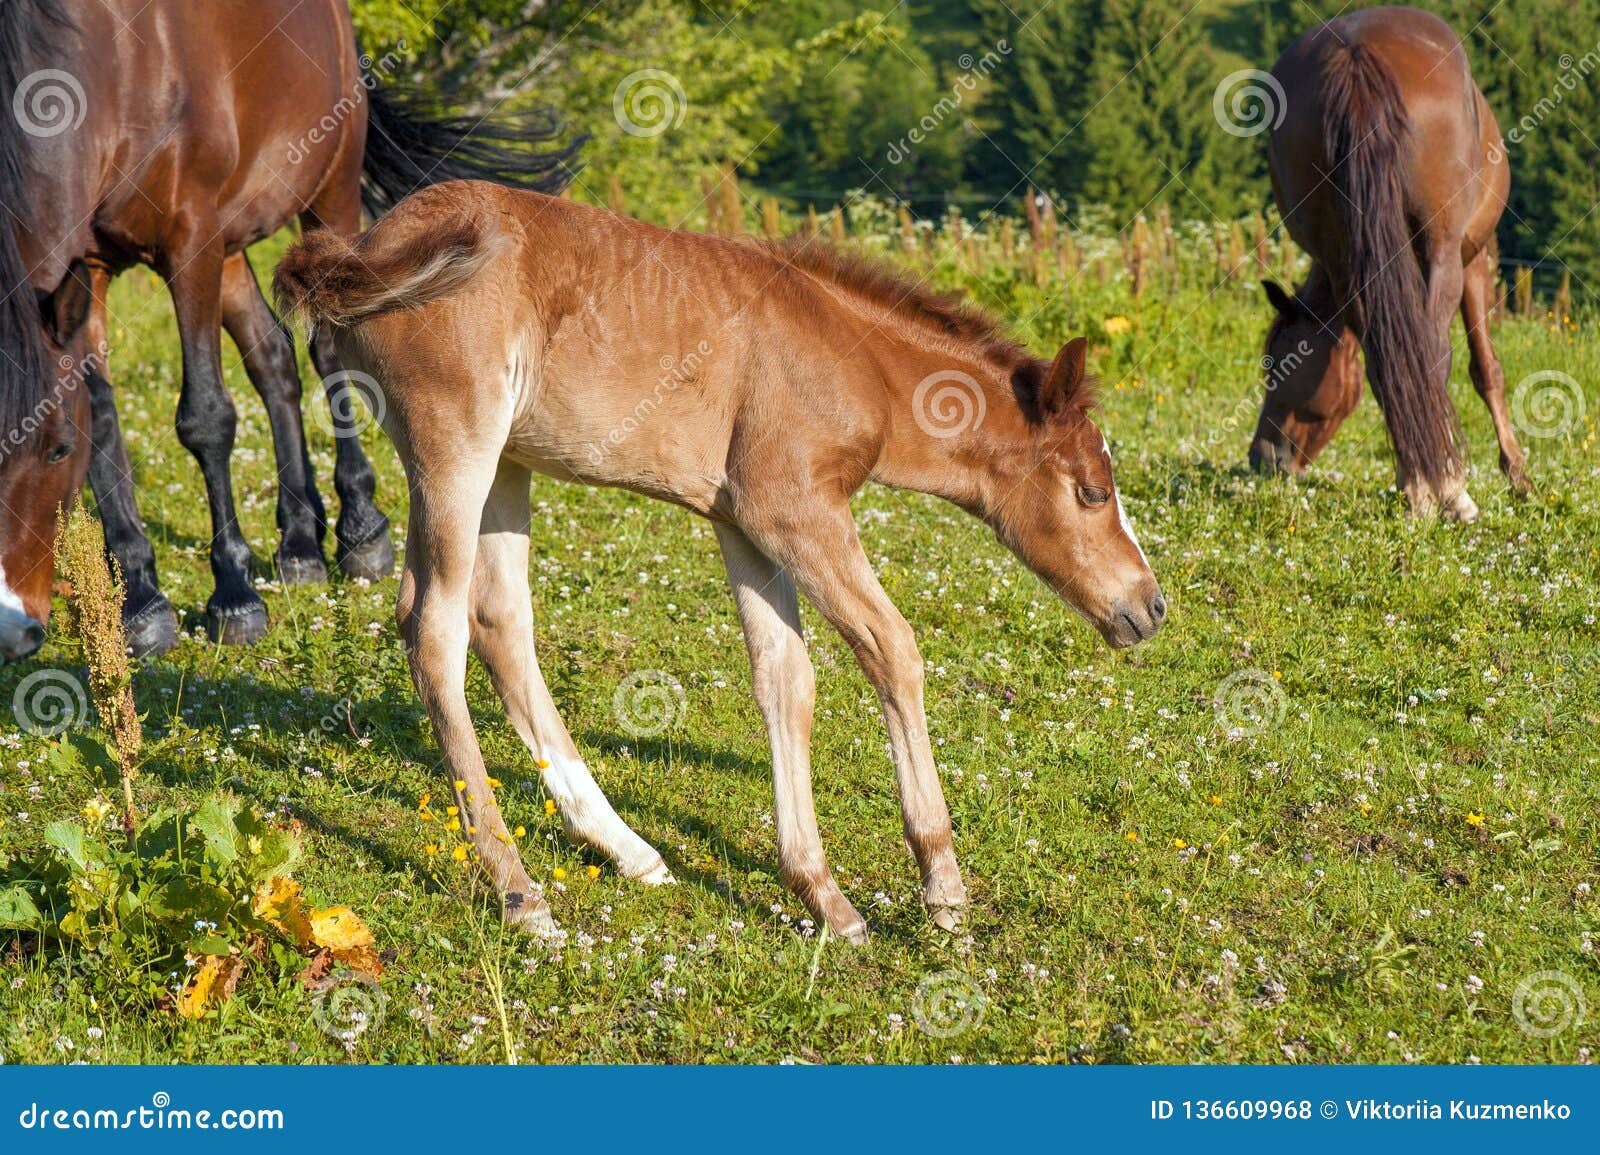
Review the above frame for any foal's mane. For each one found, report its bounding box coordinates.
[769,238,1094,422]
[0,0,73,438]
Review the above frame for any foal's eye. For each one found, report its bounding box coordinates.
[1078,485,1110,507]
[47,442,74,464]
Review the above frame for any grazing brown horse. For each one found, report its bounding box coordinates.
[275,181,1166,940]
[1252,6,1528,521]
[0,0,579,661]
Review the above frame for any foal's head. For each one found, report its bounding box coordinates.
[986,338,1165,648]
[0,258,94,661]
[1250,280,1363,474]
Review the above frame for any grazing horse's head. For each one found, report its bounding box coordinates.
[987,337,1166,649]
[1250,280,1363,475]
[0,258,95,661]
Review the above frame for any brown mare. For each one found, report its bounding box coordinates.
[275,180,1166,940]
[1253,6,1528,521]
[0,0,578,661]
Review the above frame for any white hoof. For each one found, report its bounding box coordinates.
[631,859,676,886]
[1444,489,1480,524]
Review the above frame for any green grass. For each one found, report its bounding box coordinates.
[2,225,1597,1065]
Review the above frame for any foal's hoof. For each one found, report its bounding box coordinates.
[1442,490,1481,524]
[504,895,561,939]
[206,597,269,646]
[337,531,395,581]
[928,904,966,934]
[125,597,180,659]
[277,550,329,586]
[831,918,871,946]
[627,858,676,886]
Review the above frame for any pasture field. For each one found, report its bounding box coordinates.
[1,219,1597,1065]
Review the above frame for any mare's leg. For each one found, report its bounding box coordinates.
[715,522,867,942]
[739,500,967,932]
[1415,247,1477,521]
[299,197,393,579]
[162,218,269,643]
[470,460,672,882]
[1461,248,1531,496]
[219,251,328,583]
[82,265,179,656]
[395,445,555,934]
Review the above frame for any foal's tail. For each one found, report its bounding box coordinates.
[273,214,495,329]
[1323,42,1461,491]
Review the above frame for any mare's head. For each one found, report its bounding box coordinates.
[1250,280,1363,474]
[0,258,95,661]
[986,337,1165,648]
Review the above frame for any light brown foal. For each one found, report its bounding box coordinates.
[276,181,1165,941]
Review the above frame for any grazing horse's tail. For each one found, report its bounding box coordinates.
[273,213,496,329]
[359,71,585,218]
[1323,42,1461,492]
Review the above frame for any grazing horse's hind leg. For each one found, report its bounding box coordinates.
[163,216,268,644]
[740,501,968,933]
[394,446,555,935]
[219,251,328,584]
[715,523,868,943]
[470,461,672,883]
[1403,247,1477,522]
[1461,248,1531,496]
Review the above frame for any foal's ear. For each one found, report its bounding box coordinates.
[1262,280,1297,318]
[1038,336,1088,422]
[39,259,93,346]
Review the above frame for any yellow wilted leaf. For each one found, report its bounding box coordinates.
[178,953,246,1019]
[254,876,314,948]
[310,906,383,979]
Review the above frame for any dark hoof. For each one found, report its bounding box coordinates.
[206,597,269,646]
[125,598,180,659]
[337,531,395,580]
[277,551,329,586]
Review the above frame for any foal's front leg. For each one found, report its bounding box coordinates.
[744,507,968,932]
[397,461,555,935]
[715,524,868,942]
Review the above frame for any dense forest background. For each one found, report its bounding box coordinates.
[350,0,1600,294]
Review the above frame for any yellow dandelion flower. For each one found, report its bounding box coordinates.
[1124,831,1138,842]
[552,867,568,881]
[487,776,502,789]
[424,843,438,856]
[1466,812,1485,827]
[1103,315,1133,335]
[446,805,459,817]
[544,799,557,816]
[445,818,461,832]
[453,780,467,791]
[1208,795,1222,806]
[536,758,551,770]
[514,825,526,838]
[586,865,601,880]
[1173,838,1188,849]
[452,845,468,861]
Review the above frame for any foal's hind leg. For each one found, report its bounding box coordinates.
[395,450,555,935]
[470,461,672,883]
[219,251,328,584]
[740,503,968,933]
[716,524,868,942]
[1461,248,1531,496]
